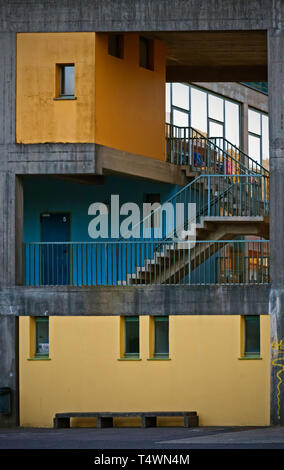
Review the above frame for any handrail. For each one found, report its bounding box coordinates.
[166,123,249,175]
[121,173,269,240]
[23,239,270,286]
[119,174,204,240]
[208,135,269,177]
[189,125,252,175]
[165,123,269,177]
[24,239,270,246]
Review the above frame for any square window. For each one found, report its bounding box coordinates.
[124,317,139,358]
[35,317,49,357]
[139,37,153,70]
[108,34,124,59]
[154,316,169,358]
[244,315,260,357]
[58,64,75,98]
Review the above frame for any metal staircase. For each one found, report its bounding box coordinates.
[24,125,270,287]
[123,126,270,285]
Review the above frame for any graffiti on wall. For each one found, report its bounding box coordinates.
[271,338,284,420]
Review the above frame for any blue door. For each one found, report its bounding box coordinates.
[40,213,71,285]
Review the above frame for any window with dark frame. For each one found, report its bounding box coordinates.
[244,315,260,357]
[59,64,75,97]
[35,317,49,357]
[124,317,139,358]
[139,36,153,70]
[108,34,124,59]
[144,193,161,230]
[154,316,169,358]
[248,107,269,166]
[167,83,241,147]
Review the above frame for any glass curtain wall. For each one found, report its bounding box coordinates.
[166,83,241,147]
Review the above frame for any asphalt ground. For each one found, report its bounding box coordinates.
[0,425,284,449]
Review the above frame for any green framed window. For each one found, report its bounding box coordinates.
[124,317,139,358]
[35,317,49,357]
[154,316,169,358]
[244,315,260,357]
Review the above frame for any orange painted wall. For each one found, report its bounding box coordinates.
[94,33,166,160]
[16,33,166,160]
[16,33,96,143]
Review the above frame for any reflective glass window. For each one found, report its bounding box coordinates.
[173,109,189,127]
[172,83,189,110]
[208,94,224,121]
[209,121,223,138]
[191,87,207,134]
[225,100,240,146]
[244,316,260,356]
[249,134,261,164]
[154,317,169,358]
[248,109,261,135]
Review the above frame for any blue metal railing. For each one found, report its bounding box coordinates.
[24,239,270,287]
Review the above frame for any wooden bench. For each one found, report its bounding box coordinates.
[53,411,199,429]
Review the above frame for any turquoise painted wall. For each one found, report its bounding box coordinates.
[23,175,180,242]
[23,175,183,285]
[23,175,222,286]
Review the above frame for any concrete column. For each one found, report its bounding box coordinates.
[0,173,22,427]
[0,32,18,285]
[0,32,19,426]
[15,176,24,286]
[0,316,19,426]
[268,28,284,425]
[0,33,16,145]
[0,172,20,287]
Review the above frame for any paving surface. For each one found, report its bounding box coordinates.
[0,426,284,449]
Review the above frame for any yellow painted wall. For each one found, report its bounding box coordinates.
[16,33,96,143]
[94,34,166,160]
[16,33,166,160]
[19,315,270,427]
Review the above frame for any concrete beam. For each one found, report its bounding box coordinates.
[6,144,96,175]
[166,65,267,83]
[95,144,188,185]
[192,82,268,113]
[0,1,277,32]
[0,285,269,317]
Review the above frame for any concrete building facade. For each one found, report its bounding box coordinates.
[0,0,283,428]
